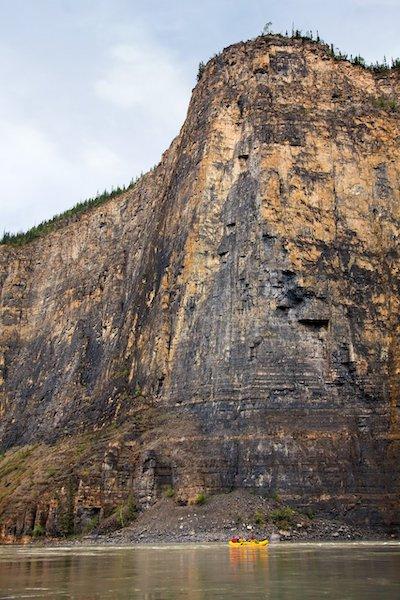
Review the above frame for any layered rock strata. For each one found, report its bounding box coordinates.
[0,35,399,539]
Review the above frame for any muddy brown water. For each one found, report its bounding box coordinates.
[0,542,399,599]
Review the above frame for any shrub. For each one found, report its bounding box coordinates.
[351,55,366,68]
[262,22,273,36]
[114,368,130,380]
[194,492,206,505]
[165,485,175,498]
[116,506,125,528]
[304,508,315,520]
[83,515,100,534]
[371,59,390,74]
[59,478,75,537]
[95,499,137,534]
[116,495,137,528]
[254,510,265,526]
[271,490,281,502]
[133,384,143,398]
[373,96,399,112]
[270,506,296,528]
[32,524,45,537]
[197,61,206,82]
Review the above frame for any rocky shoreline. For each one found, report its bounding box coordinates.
[25,491,397,547]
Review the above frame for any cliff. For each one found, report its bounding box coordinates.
[0,35,399,540]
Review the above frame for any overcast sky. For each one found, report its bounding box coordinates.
[1,0,399,234]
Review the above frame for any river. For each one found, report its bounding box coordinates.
[0,542,399,599]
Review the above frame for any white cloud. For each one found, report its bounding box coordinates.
[94,40,189,124]
[2,1,397,235]
[0,23,192,234]
[0,118,134,233]
[0,119,74,231]
[81,142,123,171]
[0,120,64,178]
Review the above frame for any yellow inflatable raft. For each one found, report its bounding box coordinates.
[228,539,269,547]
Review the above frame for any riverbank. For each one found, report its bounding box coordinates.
[31,490,397,547]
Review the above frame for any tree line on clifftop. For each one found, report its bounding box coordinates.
[1,171,152,246]
[285,26,400,73]
[197,24,400,81]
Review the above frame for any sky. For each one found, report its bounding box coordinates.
[1,0,400,234]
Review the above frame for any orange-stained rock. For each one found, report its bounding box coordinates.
[0,35,399,538]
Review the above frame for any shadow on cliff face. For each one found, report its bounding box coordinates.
[1,35,399,540]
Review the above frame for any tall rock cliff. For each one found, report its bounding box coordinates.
[0,35,399,539]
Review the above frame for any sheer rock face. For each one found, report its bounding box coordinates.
[0,36,399,538]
